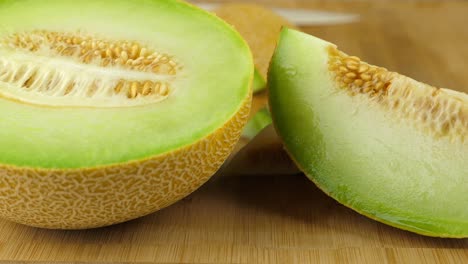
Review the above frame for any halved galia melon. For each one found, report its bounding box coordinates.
[269,28,467,237]
[0,0,253,229]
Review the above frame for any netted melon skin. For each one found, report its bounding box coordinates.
[0,97,250,229]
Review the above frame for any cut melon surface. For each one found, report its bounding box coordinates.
[0,0,253,229]
[269,28,467,237]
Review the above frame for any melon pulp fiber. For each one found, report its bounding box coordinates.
[0,0,253,229]
[269,28,467,237]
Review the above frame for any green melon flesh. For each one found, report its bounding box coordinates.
[0,0,253,169]
[242,108,272,140]
[269,28,467,237]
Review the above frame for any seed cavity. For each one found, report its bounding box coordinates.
[328,47,394,99]
[0,30,181,107]
[327,46,467,143]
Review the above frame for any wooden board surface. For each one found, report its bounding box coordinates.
[1,1,467,263]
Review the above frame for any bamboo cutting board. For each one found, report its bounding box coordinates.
[0,1,467,263]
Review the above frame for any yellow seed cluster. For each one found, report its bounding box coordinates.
[5,30,178,74]
[116,80,169,98]
[1,30,179,99]
[327,46,467,142]
[328,47,394,98]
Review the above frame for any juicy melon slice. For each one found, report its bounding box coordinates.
[268,28,467,237]
[0,0,253,229]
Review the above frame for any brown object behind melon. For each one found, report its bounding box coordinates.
[215,3,298,79]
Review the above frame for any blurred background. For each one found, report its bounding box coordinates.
[192,0,468,94]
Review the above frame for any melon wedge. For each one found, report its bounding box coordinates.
[269,28,467,237]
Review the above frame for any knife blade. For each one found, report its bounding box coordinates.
[195,3,359,26]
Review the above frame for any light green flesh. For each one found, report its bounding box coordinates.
[269,28,468,237]
[0,0,253,169]
[252,68,267,93]
[242,108,272,140]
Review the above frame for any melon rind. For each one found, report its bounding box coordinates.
[0,96,250,229]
